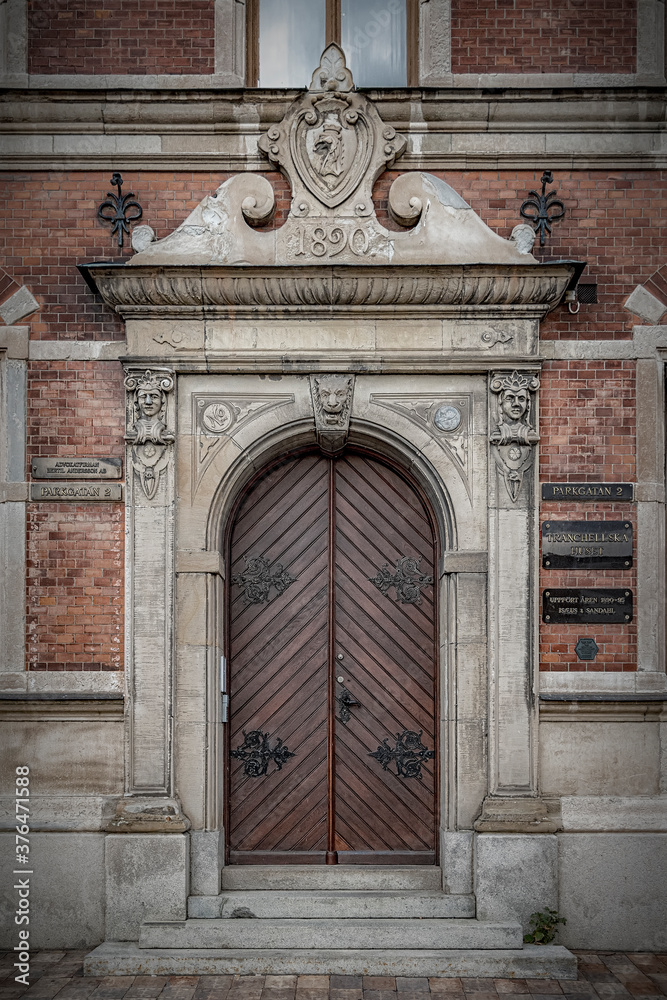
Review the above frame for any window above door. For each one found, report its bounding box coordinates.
[246,0,418,88]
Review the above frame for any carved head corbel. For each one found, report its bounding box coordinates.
[123,367,175,500]
[489,370,540,503]
[124,368,175,446]
[310,374,355,454]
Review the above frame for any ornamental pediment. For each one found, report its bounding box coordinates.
[123,45,541,271]
[82,45,579,317]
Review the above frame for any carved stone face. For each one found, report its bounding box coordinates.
[500,388,528,421]
[318,383,349,423]
[137,388,163,419]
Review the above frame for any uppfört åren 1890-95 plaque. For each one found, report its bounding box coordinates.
[542,589,633,624]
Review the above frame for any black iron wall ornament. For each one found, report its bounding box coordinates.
[232,554,296,604]
[519,170,566,247]
[97,173,143,248]
[370,555,433,605]
[230,730,296,777]
[369,730,435,780]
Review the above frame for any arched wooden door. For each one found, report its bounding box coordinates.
[226,450,438,864]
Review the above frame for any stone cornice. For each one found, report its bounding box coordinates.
[1,85,665,170]
[82,263,576,317]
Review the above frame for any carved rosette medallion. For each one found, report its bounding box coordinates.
[369,394,472,496]
[489,370,540,502]
[124,367,175,500]
[193,393,296,495]
[310,374,354,454]
[258,44,405,221]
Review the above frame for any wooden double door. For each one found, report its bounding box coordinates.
[226,450,438,864]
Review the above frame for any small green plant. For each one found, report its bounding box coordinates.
[523,907,566,944]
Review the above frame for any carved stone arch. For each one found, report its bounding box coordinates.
[203,416,461,559]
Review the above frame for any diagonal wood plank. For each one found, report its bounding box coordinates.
[334,453,437,857]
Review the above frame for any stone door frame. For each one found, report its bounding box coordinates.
[117,365,547,895]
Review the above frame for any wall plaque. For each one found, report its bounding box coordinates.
[32,457,122,480]
[542,589,632,624]
[542,520,633,569]
[31,483,123,502]
[542,482,634,501]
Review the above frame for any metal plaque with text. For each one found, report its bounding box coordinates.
[541,482,634,502]
[542,520,633,569]
[31,482,123,502]
[542,589,633,624]
[31,457,122,479]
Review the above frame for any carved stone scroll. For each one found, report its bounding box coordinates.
[489,370,540,502]
[124,367,175,500]
[310,374,354,454]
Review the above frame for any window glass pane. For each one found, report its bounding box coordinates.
[341,0,406,87]
[259,0,326,88]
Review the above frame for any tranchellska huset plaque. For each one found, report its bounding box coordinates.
[542,521,632,569]
[542,589,633,624]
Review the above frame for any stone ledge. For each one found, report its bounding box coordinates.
[28,340,126,360]
[0,670,124,694]
[0,794,118,832]
[83,941,577,978]
[176,550,225,577]
[0,692,124,721]
[1,72,662,90]
[473,797,560,834]
[441,551,488,574]
[0,325,29,358]
[539,670,667,697]
[539,696,666,722]
[0,481,28,502]
[105,797,191,834]
[560,795,667,832]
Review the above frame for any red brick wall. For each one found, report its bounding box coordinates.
[27,360,125,670]
[539,360,636,671]
[1,168,663,341]
[451,0,636,75]
[28,0,215,76]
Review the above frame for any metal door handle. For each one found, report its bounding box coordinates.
[337,684,359,724]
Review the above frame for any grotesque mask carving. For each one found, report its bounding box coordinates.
[316,377,352,425]
[310,374,355,454]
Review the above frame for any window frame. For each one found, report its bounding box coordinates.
[246,0,418,88]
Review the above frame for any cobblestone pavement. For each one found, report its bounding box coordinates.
[0,953,666,1000]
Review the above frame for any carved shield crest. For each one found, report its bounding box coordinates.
[291,96,373,209]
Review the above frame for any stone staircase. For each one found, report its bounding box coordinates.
[84,867,576,978]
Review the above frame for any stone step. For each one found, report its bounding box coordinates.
[85,942,578,979]
[221,865,442,891]
[188,890,475,920]
[139,917,522,951]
